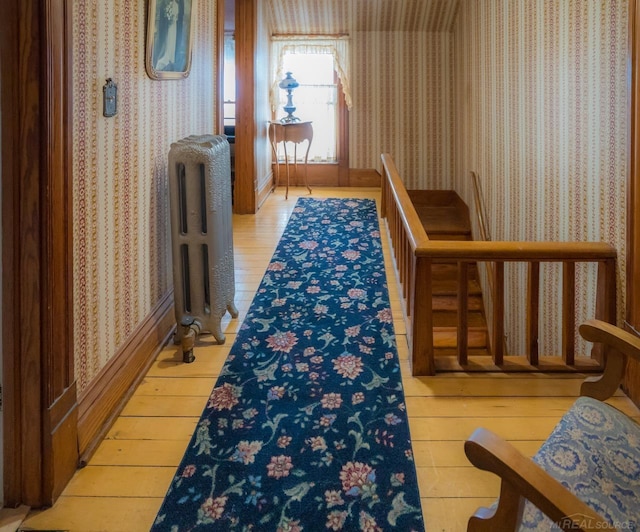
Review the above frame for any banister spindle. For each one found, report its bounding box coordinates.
[526,261,540,365]
[562,262,576,365]
[403,238,410,299]
[492,262,504,365]
[412,256,434,375]
[457,261,469,365]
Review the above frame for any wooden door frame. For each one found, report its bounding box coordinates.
[233,0,258,214]
[626,0,640,405]
[216,0,226,135]
[1,0,77,507]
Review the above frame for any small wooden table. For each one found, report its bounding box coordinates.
[268,121,313,199]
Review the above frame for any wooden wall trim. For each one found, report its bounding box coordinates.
[1,0,25,506]
[257,169,274,209]
[43,382,78,502]
[43,0,76,434]
[16,0,45,506]
[349,169,381,188]
[216,0,226,135]
[625,0,640,405]
[77,291,175,463]
[2,0,76,507]
[233,0,257,214]
[337,75,350,186]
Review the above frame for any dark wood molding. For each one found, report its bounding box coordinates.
[337,75,350,187]
[625,0,640,405]
[1,0,25,506]
[270,166,381,188]
[233,0,258,214]
[257,169,274,209]
[77,291,175,463]
[43,382,78,502]
[1,0,77,506]
[348,169,381,187]
[41,0,77,504]
[216,0,226,135]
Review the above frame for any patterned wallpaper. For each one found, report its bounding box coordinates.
[267,0,460,33]
[268,1,459,186]
[452,0,628,355]
[72,0,216,392]
[350,31,454,189]
[70,0,628,383]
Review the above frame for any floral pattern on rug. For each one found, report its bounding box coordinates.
[152,198,425,531]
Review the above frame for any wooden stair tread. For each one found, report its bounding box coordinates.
[413,206,471,236]
[407,189,472,235]
[428,233,472,241]
[433,327,488,348]
[432,279,482,295]
[433,311,487,328]
[405,190,493,362]
[434,355,603,373]
[430,263,479,280]
[432,296,484,312]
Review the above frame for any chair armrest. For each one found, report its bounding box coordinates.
[579,319,640,362]
[464,428,613,531]
[579,320,640,400]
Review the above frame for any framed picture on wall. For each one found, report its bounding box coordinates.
[146,0,195,80]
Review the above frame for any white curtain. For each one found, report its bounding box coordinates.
[270,36,352,114]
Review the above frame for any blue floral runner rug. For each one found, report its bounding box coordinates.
[152,197,424,531]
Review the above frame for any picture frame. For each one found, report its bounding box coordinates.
[146,0,195,80]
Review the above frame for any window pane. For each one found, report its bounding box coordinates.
[223,35,235,101]
[277,53,337,162]
[283,54,334,85]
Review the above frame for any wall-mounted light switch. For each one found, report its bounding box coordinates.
[103,78,117,117]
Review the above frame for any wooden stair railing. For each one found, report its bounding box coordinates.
[380,154,618,376]
[470,170,506,358]
[470,170,492,243]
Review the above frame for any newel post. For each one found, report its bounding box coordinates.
[411,256,434,375]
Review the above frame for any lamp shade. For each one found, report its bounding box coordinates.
[279,72,299,90]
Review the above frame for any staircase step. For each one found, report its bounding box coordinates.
[403,190,493,365]
[407,190,472,237]
[432,279,483,296]
[432,295,484,312]
[433,327,488,348]
[428,233,472,241]
[433,348,491,358]
[431,263,479,281]
[434,354,603,373]
[415,206,470,236]
[432,311,487,328]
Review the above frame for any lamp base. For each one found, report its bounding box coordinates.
[280,115,301,124]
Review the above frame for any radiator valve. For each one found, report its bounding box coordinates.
[180,316,200,363]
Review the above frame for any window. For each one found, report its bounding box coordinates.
[270,37,352,165]
[223,33,235,127]
[277,53,337,162]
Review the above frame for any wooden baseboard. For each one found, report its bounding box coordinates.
[271,166,381,188]
[257,169,274,210]
[43,381,78,504]
[76,291,175,463]
[348,168,381,187]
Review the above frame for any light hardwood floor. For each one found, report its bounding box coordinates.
[21,187,640,531]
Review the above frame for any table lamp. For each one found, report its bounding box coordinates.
[279,72,300,123]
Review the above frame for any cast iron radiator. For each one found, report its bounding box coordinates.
[168,135,238,362]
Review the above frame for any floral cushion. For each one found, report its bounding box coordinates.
[518,396,640,531]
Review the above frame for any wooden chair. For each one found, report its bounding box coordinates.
[464,319,640,532]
